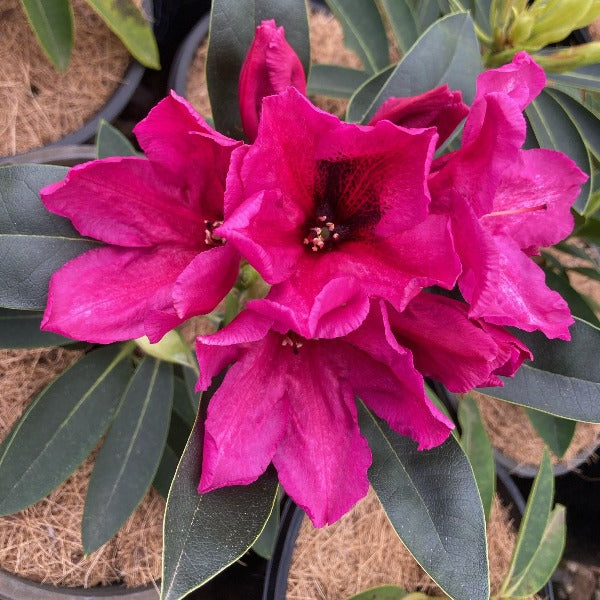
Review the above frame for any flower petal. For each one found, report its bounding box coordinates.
[41,157,204,247]
[482,148,586,250]
[239,20,307,141]
[368,85,468,146]
[41,245,197,344]
[273,340,371,527]
[199,332,289,491]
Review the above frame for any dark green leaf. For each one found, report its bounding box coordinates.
[547,65,600,92]
[505,505,566,598]
[207,0,310,138]
[543,265,600,326]
[252,494,280,559]
[307,64,369,99]
[161,417,278,600]
[96,119,137,159]
[345,66,394,123]
[19,0,73,70]
[573,215,600,243]
[324,0,389,74]
[526,90,592,213]
[524,408,576,459]
[83,0,160,68]
[569,266,600,281]
[82,358,173,553]
[173,376,197,428]
[183,366,201,416]
[457,394,495,521]
[380,0,419,54]
[0,308,71,348]
[477,318,600,422]
[409,0,444,32]
[348,586,416,600]
[348,13,482,124]
[546,89,600,160]
[0,345,132,515]
[357,400,488,600]
[0,165,98,310]
[153,443,179,499]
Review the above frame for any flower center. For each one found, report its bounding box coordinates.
[204,220,225,246]
[303,215,345,252]
[281,331,304,354]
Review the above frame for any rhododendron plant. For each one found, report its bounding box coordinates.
[3,3,599,599]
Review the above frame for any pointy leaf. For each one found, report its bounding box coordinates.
[524,408,576,459]
[96,119,137,159]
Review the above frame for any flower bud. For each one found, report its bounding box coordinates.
[135,330,193,367]
[533,41,600,71]
[509,12,535,45]
[239,19,306,142]
[527,0,593,48]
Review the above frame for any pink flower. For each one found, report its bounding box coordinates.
[369,85,469,147]
[195,301,454,527]
[217,87,461,338]
[41,92,242,344]
[429,52,587,340]
[389,292,532,392]
[239,19,306,142]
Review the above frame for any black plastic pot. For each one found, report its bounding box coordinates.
[1,2,153,162]
[0,144,97,167]
[263,465,555,600]
[440,387,600,478]
[167,14,211,98]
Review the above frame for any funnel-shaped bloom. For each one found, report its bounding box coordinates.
[218,87,461,338]
[41,92,242,344]
[429,52,586,340]
[239,19,306,142]
[369,85,469,147]
[195,301,453,528]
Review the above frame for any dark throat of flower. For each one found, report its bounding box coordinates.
[204,220,226,246]
[281,331,305,355]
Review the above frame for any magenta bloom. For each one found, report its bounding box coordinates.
[217,87,461,338]
[195,301,454,527]
[369,85,469,147]
[41,92,242,344]
[239,19,306,142]
[429,52,587,340]
[389,293,532,392]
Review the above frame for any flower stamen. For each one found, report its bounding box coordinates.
[304,215,343,252]
[281,332,304,354]
[205,220,225,246]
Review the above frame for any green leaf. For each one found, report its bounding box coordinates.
[545,89,600,161]
[82,358,173,554]
[206,0,310,138]
[172,376,197,428]
[0,165,98,310]
[477,318,600,422]
[457,394,495,521]
[547,65,600,92]
[96,119,137,159]
[345,66,395,123]
[0,309,71,348]
[324,0,389,74]
[569,266,600,282]
[161,418,279,600]
[505,449,554,584]
[526,90,593,214]
[573,215,600,243]
[252,494,280,559]
[524,408,576,459]
[380,0,419,54]
[348,13,482,125]
[153,443,179,499]
[347,585,416,600]
[307,65,369,99]
[357,400,489,600]
[83,0,159,69]
[0,345,133,515]
[19,0,73,71]
[183,366,201,416]
[505,505,566,598]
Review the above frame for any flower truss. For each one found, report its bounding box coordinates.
[40,17,586,526]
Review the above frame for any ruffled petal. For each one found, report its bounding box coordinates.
[41,157,204,247]
[133,91,241,219]
[273,340,371,527]
[199,332,289,491]
[41,245,197,344]
[368,85,468,146]
[482,148,586,250]
[389,293,530,392]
